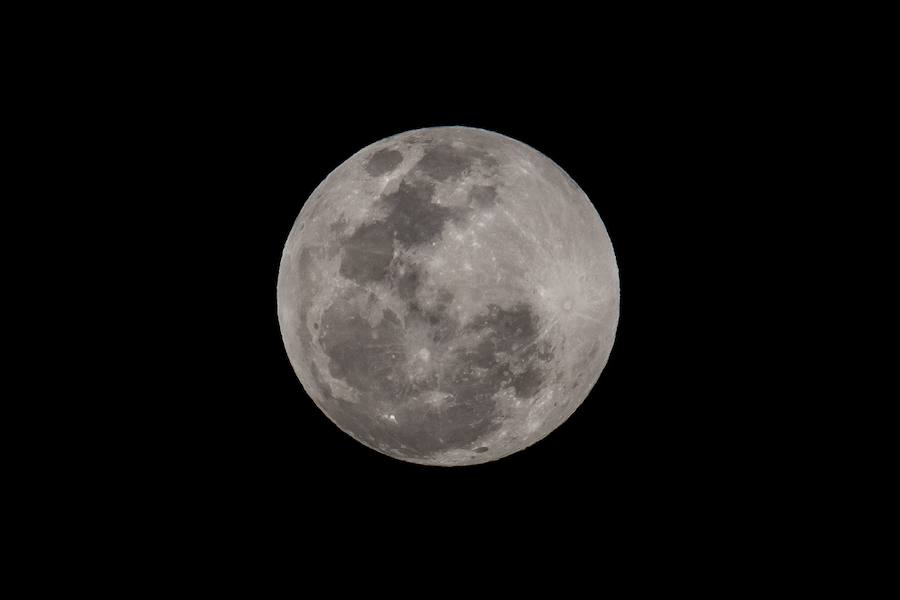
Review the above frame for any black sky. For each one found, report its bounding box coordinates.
[142,50,769,548]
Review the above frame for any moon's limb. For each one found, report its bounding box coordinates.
[277,126,619,466]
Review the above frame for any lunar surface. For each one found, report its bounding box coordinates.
[277,126,619,466]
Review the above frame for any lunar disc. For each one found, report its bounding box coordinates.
[277,126,619,466]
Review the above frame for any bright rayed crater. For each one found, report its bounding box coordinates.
[277,127,619,466]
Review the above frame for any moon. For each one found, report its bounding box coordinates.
[277,126,619,466]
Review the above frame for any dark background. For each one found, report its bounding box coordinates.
[23,9,856,583]
[26,10,845,583]
[138,47,772,549]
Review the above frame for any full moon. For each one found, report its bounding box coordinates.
[278,127,619,466]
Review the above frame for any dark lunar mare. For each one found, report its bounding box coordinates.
[285,247,384,446]
[318,293,407,400]
[414,143,498,181]
[337,179,456,286]
[468,184,498,209]
[315,295,555,458]
[457,303,553,401]
[364,148,403,176]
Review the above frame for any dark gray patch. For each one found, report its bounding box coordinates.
[315,289,507,458]
[511,365,543,398]
[415,143,472,181]
[403,133,432,145]
[394,263,419,300]
[338,220,394,284]
[469,184,498,208]
[312,295,554,461]
[460,302,554,401]
[436,288,454,307]
[536,342,554,362]
[467,303,539,342]
[380,180,454,247]
[510,337,554,399]
[338,178,459,288]
[464,339,496,369]
[427,308,455,345]
[319,297,407,400]
[285,247,369,436]
[329,217,348,235]
[365,148,404,177]
[400,397,497,455]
